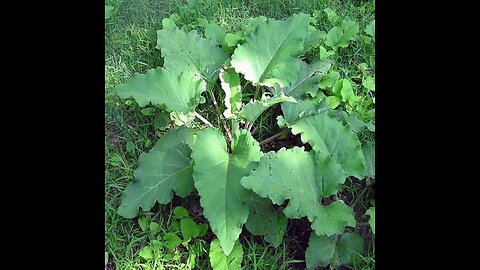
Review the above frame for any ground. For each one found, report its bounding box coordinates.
[105,0,375,269]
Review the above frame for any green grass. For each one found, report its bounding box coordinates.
[105,0,375,269]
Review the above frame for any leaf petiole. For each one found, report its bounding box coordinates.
[194,111,213,127]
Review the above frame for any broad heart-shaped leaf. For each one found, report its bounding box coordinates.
[325,20,359,49]
[138,246,154,260]
[220,68,242,119]
[192,128,262,255]
[305,232,364,269]
[277,94,328,127]
[150,239,162,250]
[310,200,356,236]
[117,127,194,218]
[173,206,190,219]
[198,223,209,237]
[366,207,375,234]
[113,68,206,114]
[290,112,366,179]
[149,222,161,235]
[244,193,288,248]
[156,27,228,81]
[281,60,331,98]
[241,147,355,236]
[180,217,200,243]
[362,141,375,178]
[231,13,310,88]
[149,126,193,152]
[138,217,149,232]
[209,239,243,270]
[240,93,296,123]
[164,232,182,252]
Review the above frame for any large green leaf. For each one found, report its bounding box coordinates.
[192,128,262,255]
[244,194,288,248]
[209,239,243,270]
[117,127,194,218]
[324,20,359,49]
[220,68,242,118]
[277,95,328,127]
[241,147,355,236]
[281,60,331,98]
[113,68,206,113]
[156,27,228,81]
[290,112,366,179]
[305,232,364,269]
[231,13,310,88]
[239,93,296,123]
[310,200,356,236]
